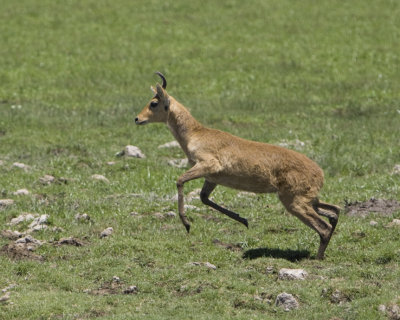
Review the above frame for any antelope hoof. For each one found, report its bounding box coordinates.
[241,218,249,228]
[184,223,191,233]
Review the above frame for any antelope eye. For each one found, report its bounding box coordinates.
[150,101,158,108]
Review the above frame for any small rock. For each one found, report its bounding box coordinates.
[0,292,10,303]
[12,189,30,196]
[168,158,188,168]
[91,174,110,184]
[204,262,217,270]
[28,224,48,232]
[1,230,24,240]
[9,213,37,225]
[39,174,56,185]
[278,268,308,280]
[392,164,400,175]
[51,227,64,233]
[275,292,299,311]
[387,304,400,320]
[1,284,17,293]
[106,161,116,166]
[100,227,113,238]
[153,212,165,219]
[386,219,400,228]
[130,212,140,216]
[28,214,49,229]
[57,237,84,246]
[158,140,180,149]
[75,213,90,221]
[379,304,387,313]
[0,160,4,166]
[330,289,350,304]
[165,211,176,218]
[12,162,30,171]
[188,261,217,270]
[116,145,146,158]
[123,285,138,294]
[369,220,378,227]
[112,276,120,283]
[15,235,43,246]
[0,199,14,208]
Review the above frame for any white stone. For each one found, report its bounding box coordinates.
[378,304,386,313]
[9,213,36,225]
[12,162,30,170]
[392,164,400,175]
[165,211,176,218]
[28,214,49,228]
[116,145,146,158]
[168,158,188,168]
[158,140,180,149]
[0,199,14,208]
[75,213,90,221]
[91,174,110,183]
[123,285,138,294]
[278,268,308,280]
[15,235,43,245]
[1,284,17,293]
[188,261,217,270]
[204,262,217,270]
[275,292,299,311]
[369,220,378,226]
[12,189,30,196]
[39,175,55,185]
[0,293,10,303]
[386,219,400,228]
[100,227,113,238]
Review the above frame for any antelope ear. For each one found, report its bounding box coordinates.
[150,86,156,94]
[156,83,169,101]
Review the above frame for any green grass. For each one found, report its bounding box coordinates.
[1,0,399,319]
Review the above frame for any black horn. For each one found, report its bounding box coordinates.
[155,71,167,89]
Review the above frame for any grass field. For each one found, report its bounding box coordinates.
[1,0,400,319]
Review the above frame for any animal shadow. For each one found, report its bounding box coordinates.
[243,247,310,262]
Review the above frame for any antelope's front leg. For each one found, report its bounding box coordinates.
[176,161,219,232]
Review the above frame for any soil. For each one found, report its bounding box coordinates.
[213,239,243,252]
[55,237,85,246]
[345,198,400,217]
[0,243,44,261]
[89,280,138,296]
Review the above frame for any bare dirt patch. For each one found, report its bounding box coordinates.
[0,242,44,261]
[213,239,243,252]
[345,198,400,217]
[88,278,138,296]
[54,237,85,247]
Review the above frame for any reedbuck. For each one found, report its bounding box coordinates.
[135,72,340,260]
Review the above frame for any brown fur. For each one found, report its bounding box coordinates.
[135,75,340,260]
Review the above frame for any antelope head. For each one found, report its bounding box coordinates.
[135,72,170,125]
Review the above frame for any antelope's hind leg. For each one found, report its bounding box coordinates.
[315,201,340,234]
[279,194,333,260]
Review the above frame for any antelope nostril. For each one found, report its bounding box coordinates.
[135,117,139,123]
